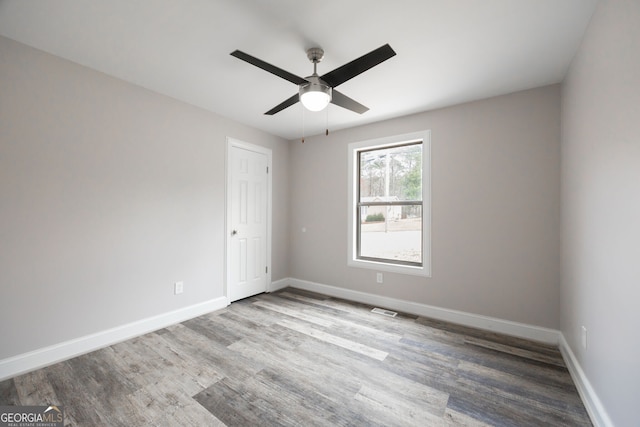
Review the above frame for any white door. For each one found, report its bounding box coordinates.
[228,144,269,302]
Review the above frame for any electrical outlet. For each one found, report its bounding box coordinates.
[376,273,383,284]
[581,326,587,349]
[174,281,184,295]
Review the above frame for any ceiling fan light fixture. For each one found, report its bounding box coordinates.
[299,78,332,112]
[231,44,395,115]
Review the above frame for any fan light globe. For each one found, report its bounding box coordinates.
[299,79,332,112]
[300,91,331,111]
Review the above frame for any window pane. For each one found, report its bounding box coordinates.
[359,143,422,202]
[359,205,422,264]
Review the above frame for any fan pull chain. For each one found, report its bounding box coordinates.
[325,105,329,136]
[301,104,305,143]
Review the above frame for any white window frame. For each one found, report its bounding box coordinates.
[347,130,431,277]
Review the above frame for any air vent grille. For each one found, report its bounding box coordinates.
[371,307,398,317]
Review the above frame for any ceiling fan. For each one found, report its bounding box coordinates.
[230,44,396,115]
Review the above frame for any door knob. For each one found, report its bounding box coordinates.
[231,230,238,236]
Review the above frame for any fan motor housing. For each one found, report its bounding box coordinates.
[306,47,324,63]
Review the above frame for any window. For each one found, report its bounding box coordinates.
[348,131,431,276]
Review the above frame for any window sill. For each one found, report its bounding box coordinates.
[348,258,431,277]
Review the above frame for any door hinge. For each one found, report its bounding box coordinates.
[266,166,269,174]
[265,266,268,273]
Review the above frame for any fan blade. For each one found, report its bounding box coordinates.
[230,50,308,85]
[320,44,396,88]
[331,90,369,114]
[265,93,299,115]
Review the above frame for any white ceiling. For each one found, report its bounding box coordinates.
[0,0,597,140]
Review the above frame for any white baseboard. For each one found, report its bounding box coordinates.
[0,296,229,382]
[287,278,616,425]
[0,279,608,427]
[559,334,614,427]
[269,277,290,293]
[287,277,560,344]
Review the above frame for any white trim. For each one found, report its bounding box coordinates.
[287,277,559,344]
[225,137,273,301]
[559,334,614,427]
[347,130,432,277]
[0,296,228,382]
[287,278,609,424]
[2,280,606,427]
[269,278,290,293]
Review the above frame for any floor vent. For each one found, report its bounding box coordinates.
[371,307,398,317]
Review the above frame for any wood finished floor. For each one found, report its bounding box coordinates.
[0,288,591,426]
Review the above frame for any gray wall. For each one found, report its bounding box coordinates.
[0,36,290,359]
[290,85,561,329]
[561,1,640,426]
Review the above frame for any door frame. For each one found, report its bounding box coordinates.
[225,137,272,303]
